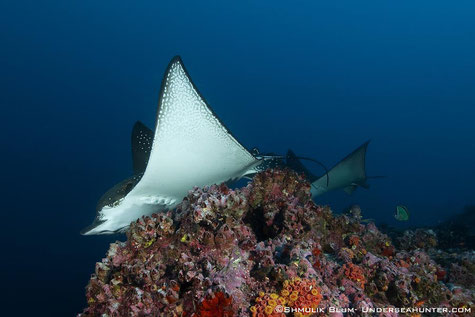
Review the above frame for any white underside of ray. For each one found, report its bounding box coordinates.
[87,59,260,234]
[310,148,366,197]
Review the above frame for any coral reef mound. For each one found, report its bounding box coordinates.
[80,169,474,316]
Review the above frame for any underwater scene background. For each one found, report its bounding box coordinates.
[1,1,474,316]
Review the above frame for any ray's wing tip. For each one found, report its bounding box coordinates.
[171,55,183,62]
[80,226,92,236]
[159,56,185,81]
[287,149,296,156]
[361,139,371,149]
[80,222,97,235]
[355,140,371,155]
[161,55,186,84]
[133,120,146,129]
[80,219,106,236]
[168,55,184,68]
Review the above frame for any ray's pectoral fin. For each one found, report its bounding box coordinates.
[129,56,261,200]
[310,140,370,197]
[131,121,154,175]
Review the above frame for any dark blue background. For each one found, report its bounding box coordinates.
[1,1,474,315]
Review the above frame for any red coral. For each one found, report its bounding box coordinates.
[435,270,446,281]
[348,235,360,247]
[195,291,233,317]
[342,263,366,289]
[312,248,321,257]
[312,247,323,269]
[381,244,395,257]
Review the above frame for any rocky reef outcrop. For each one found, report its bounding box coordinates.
[79,169,474,316]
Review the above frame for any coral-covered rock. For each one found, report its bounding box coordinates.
[79,169,475,316]
[397,229,438,251]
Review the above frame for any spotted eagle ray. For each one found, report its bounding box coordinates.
[81,57,263,235]
[286,141,384,197]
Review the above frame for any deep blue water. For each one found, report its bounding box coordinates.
[1,1,474,315]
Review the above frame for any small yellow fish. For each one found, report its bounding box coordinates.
[181,234,190,243]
